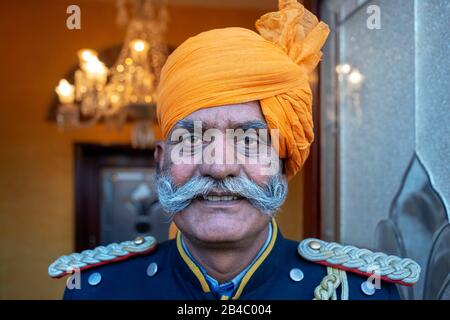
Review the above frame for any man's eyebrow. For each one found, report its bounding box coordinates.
[236,120,268,131]
[170,119,268,132]
[165,119,196,144]
[173,119,196,131]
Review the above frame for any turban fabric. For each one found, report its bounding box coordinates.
[157,0,330,179]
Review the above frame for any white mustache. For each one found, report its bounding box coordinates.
[156,174,287,216]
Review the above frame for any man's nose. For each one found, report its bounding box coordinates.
[199,162,240,180]
[198,134,240,179]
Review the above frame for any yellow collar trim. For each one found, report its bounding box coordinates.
[176,218,278,298]
[176,232,211,293]
[231,218,278,300]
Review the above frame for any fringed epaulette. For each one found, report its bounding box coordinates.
[48,236,157,278]
[298,238,421,287]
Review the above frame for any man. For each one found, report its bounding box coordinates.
[49,0,420,300]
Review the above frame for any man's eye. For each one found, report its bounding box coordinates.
[235,136,260,158]
[245,137,258,147]
[181,134,201,146]
[237,136,258,148]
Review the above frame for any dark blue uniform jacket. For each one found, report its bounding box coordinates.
[63,224,400,300]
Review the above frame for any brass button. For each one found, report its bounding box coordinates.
[147,262,158,277]
[134,236,145,245]
[88,272,102,286]
[361,281,376,296]
[309,241,321,250]
[289,268,304,282]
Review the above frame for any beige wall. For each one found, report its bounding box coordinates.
[0,0,304,299]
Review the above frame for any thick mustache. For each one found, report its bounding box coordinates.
[157,175,248,204]
[181,181,251,199]
[158,175,261,202]
[156,174,287,216]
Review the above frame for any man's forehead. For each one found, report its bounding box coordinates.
[178,102,267,130]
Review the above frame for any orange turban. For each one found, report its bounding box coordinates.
[157,0,330,179]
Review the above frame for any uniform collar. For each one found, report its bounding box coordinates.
[175,218,279,300]
[180,223,273,298]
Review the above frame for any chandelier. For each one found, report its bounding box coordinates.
[55,0,169,148]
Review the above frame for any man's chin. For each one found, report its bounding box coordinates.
[173,199,269,245]
[193,232,245,245]
[174,213,254,245]
[186,218,251,244]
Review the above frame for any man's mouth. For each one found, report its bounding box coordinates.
[201,195,240,201]
[195,193,244,202]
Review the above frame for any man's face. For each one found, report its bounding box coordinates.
[155,101,286,245]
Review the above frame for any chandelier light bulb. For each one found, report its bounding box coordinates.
[125,57,133,66]
[55,79,75,104]
[78,49,98,64]
[110,94,119,103]
[131,39,148,53]
[83,57,108,83]
[116,64,125,72]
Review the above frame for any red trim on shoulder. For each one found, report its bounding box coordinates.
[51,245,158,279]
[314,259,414,287]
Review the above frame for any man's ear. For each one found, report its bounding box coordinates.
[154,141,165,174]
